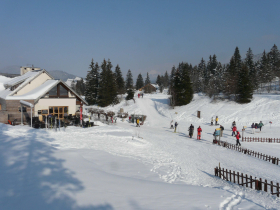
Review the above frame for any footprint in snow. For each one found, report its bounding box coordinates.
[219,192,244,210]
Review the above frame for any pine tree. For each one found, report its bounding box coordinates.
[268,44,280,77]
[198,58,206,92]
[156,75,162,86]
[98,59,119,107]
[145,72,151,86]
[244,48,257,89]
[163,71,169,87]
[125,69,134,90]
[114,64,125,94]
[135,73,144,90]
[85,59,99,105]
[126,88,134,100]
[237,64,253,103]
[171,65,193,106]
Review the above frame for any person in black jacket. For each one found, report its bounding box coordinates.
[220,125,224,137]
[188,124,194,138]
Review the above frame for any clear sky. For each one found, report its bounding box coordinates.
[0,0,279,79]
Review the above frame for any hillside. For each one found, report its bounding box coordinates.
[0,92,280,209]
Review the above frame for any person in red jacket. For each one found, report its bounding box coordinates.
[232,126,237,136]
[197,126,202,140]
[236,131,241,146]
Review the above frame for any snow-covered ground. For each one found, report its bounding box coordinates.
[1,92,280,209]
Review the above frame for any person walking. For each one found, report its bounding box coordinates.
[136,118,140,127]
[215,116,219,125]
[174,122,178,133]
[236,131,241,146]
[220,125,224,137]
[197,126,202,140]
[211,117,214,126]
[170,120,174,129]
[251,123,255,134]
[189,124,194,138]
[259,121,264,131]
[232,125,237,136]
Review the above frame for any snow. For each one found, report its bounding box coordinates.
[4,71,41,87]
[6,80,58,100]
[1,92,280,209]
[0,75,12,91]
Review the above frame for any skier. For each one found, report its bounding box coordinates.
[188,124,194,138]
[174,122,178,133]
[259,121,264,131]
[197,126,202,140]
[215,116,219,125]
[170,120,174,129]
[232,121,236,128]
[232,125,237,136]
[235,131,241,146]
[138,93,140,98]
[220,125,224,137]
[136,118,140,127]
[211,117,214,126]
[251,123,255,134]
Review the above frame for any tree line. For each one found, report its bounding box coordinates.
[155,44,280,105]
[83,59,154,107]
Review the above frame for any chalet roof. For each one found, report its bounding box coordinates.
[4,71,42,88]
[6,80,59,100]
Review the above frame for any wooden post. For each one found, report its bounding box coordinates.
[226,169,228,181]
[271,181,274,194]
[241,173,244,186]
[233,171,236,183]
[277,183,279,197]
[197,111,201,118]
[237,172,240,185]
[264,179,267,192]
[229,170,232,182]
[246,174,248,187]
[260,178,262,191]
[250,176,253,188]
[255,178,259,190]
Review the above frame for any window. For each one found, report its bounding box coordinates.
[48,106,68,119]
[60,85,68,96]
[49,86,57,96]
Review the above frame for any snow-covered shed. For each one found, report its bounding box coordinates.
[0,68,87,124]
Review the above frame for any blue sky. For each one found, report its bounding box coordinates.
[0,0,279,79]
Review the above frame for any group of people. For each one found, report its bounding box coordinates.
[170,121,202,139]
[251,121,264,133]
[231,121,241,146]
[211,116,219,126]
[137,93,144,98]
[188,124,202,139]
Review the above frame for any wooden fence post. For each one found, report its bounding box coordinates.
[255,178,259,190]
[233,171,236,183]
[271,181,274,195]
[264,179,267,192]
[277,183,279,197]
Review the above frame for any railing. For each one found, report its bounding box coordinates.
[214,167,280,197]
[242,137,280,143]
[213,140,279,165]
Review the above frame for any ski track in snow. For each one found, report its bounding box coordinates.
[219,192,244,210]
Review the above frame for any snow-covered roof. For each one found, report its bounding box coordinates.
[6,80,59,100]
[4,71,42,88]
[0,75,12,91]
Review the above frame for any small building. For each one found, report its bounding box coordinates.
[0,67,87,124]
[139,83,157,93]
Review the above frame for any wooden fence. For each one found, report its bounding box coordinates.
[214,140,280,165]
[242,137,280,143]
[214,167,280,197]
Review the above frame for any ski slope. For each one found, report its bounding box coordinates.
[1,92,280,209]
